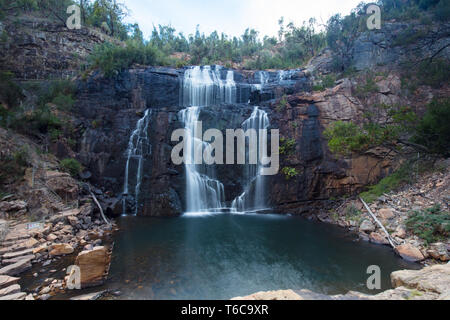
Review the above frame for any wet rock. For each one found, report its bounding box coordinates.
[369,232,389,246]
[395,244,425,262]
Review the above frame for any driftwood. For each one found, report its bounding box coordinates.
[89,189,111,226]
[360,197,397,249]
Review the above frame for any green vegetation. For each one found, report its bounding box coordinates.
[345,204,363,223]
[281,167,299,180]
[60,158,82,177]
[279,137,296,155]
[312,74,337,92]
[354,74,379,99]
[0,147,30,189]
[406,205,450,244]
[0,0,132,40]
[276,95,289,112]
[360,162,414,203]
[414,98,450,156]
[322,97,449,157]
[88,41,168,76]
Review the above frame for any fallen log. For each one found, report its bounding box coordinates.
[360,197,397,249]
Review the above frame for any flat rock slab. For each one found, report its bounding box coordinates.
[70,291,106,300]
[0,258,32,276]
[0,284,21,297]
[0,292,27,300]
[0,275,19,289]
[2,254,35,265]
[2,248,35,259]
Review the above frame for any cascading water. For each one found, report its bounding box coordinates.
[123,109,152,215]
[180,66,236,214]
[231,107,270,213]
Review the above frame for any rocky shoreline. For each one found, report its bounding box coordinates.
[232,263,450,301]
[313,161,450,265]
[0,197,116,300]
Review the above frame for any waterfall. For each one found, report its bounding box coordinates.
[252,71,269,91]
[180,66,236,214]
[180,107,225,213]
[123,109,152,215]
[231,107,270,213]
[182,65,236,107]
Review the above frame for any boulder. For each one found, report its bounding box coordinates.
[395,244,425,262]
[427,243,449,262]
[369,232,389,245]
[378,208,395,221]
[49,244,74,256]
[391,264,450,294]
[360,220,376,233]
[75,246,109,288]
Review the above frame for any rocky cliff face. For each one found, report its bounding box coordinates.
[74,67,314,216]
[0,15,119,79]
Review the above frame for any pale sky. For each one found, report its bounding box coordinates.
[123,0,365,39]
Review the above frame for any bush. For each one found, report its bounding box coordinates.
[360,163,413,203]
[0,146,29,187]
[323,121,372,155]
[60,158,82,177]
[405,205,450,244]
[282,167,299,180]
[89,41,167,77]
[279,137,296,155]
[414,98,450,156]
[0,71,22,109]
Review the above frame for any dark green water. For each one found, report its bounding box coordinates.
[104,213,418,300]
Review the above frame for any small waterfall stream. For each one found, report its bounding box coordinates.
[123,109,152,215]
[231,107,270,213]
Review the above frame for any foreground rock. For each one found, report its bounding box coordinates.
[391,263,450,296]
[395,244,425,262]
[74,246,110,288]
[233,264,450,300]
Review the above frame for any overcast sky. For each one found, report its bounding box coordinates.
[123,0,364,39]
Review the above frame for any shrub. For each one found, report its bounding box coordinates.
[89,41,166,77]
[279,137,296,155]
[405,205,450,244]
[0,71,22,109]
[360,162,414,203]
[323,121,372,155]
[60,158,82,177]
[282,167,299,180]
[414,98,450,156]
